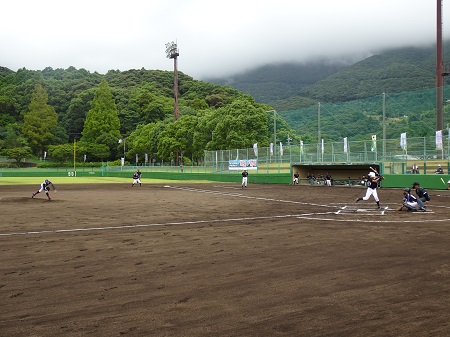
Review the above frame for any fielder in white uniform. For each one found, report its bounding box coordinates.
[32,179,56,201]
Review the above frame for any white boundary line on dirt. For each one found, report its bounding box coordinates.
[167,185,449,223]
[1,185,448,237]
[1,210,449,237]
[0,214,315,237]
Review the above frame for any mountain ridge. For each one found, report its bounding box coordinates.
[206,43,450,111]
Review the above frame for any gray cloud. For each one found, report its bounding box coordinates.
[1,0,448,80]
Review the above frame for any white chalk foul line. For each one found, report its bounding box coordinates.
[0,214,318,237]
[295,215,450,223]
[166,185,334,208]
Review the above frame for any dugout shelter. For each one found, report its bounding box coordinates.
[290,163,380,185]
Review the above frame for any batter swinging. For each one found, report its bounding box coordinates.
[355,171,381,209]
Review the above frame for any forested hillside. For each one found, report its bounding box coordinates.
[279,86,450,142]
[0,67,280,166]
[206,60,347,104]
[297,45,449,103]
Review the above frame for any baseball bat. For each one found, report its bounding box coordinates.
[369,166,378,174]
[440,177,447,186]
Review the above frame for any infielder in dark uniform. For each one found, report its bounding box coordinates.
[241,169,248,188]
[32,179,56,201]
[132,170,142,187]
[355,171,381,208]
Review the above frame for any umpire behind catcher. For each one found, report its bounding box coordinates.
[412,182,430,210]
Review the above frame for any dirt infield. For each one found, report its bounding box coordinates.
[1,183,450,337]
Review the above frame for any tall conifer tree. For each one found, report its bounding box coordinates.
[22,83,58,155]
[82,80,120,149]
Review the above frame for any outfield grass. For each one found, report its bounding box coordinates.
[0,177,213,185]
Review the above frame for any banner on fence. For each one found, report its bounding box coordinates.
[436,130,443,150]
[228,159,258,170]
[253,143,258,156]
[371,135,377,152]
[343,137,348,153]
[400,132,407,150]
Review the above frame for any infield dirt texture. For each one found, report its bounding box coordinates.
[1,183,450,337]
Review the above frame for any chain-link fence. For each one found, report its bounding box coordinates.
[204,136,450,174]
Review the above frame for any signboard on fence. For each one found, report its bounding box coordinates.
[228,159,257,170]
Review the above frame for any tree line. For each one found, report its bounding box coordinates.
[0,66,283,166]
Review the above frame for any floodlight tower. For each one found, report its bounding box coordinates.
[165,41,180,120]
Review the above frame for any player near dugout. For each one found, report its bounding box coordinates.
[32,179,57,201]
[355,171,382,209]
[293,172,299,185]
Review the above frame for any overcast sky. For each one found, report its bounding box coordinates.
[1,0,449,79]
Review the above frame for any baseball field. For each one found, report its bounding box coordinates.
[1,180,450,336]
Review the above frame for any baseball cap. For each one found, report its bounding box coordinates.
[412,182,419,187]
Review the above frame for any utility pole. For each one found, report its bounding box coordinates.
[382,92,386,162]
[273,110,277,160]
[436,0,445,131]
[318,102,321,162]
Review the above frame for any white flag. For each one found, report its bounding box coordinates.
[400,132,407,150]
[136,153,138,163]
[270,143,273,155]
[280,142,283,156]
[253,143,258,156]
[300,140,304,154]
[83,154,87,163]
[145,153,148,163]
[43,151,47,159]
[436,130,443,150]
[321,139,324,154]
[343,137,348,153]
